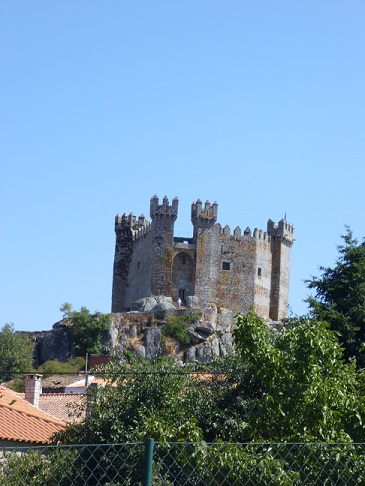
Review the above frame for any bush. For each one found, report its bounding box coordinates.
[162,313,201,346]
[37,357,85,376]
[1,448,78,485]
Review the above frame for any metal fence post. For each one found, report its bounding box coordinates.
[142,438,154,486]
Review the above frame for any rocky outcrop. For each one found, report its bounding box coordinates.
[109,297,236,363]
[24,320,74,367]
[131,296,175,314]
[27,296,238,367]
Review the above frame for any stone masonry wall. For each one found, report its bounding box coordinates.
[254,233,272,320]
[123,230,153,308]
[150,196,178,297]
[112,195,294,320]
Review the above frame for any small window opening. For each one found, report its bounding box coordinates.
[222,262,230,271]
[137,261,141,269]
[179,255,186,265]
[258,267,262,276]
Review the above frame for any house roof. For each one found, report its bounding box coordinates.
[41,375,83,389]
[41,374,109,391]
[39,393,86,423]
[0,386,65,444]
[66,376,109,389]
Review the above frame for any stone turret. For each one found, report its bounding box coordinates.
[191,199,218,238]
[267,218,295,320]
[150,196,179,296]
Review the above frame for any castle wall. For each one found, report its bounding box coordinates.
[150,196,178,296]
[112,195,294,320]
[112,218,133,313]
[269,237,292,320]
[215,229,257,313]
[194,225,262,314]
[194,224,218,308]
[268,219,294,320]
[172,245,196,302]
[112,213,153,312]
[122,231,153,308]
[253,232,272,320]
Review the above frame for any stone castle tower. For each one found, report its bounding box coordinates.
[112,195,294,320]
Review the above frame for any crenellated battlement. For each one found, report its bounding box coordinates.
[150,195,178,220]
[267,218,295,246]
[191,199,218,225]
[115,212,152,241]
[218,224,268,241]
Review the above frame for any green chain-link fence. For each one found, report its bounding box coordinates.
[1,441,365,485]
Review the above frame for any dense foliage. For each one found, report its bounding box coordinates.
[161,313,201,345]
[37,357,85,376]
[306,228,365,366]
[55,313,365,445]
[68,306,110,356]
[54,353,247,445]
[0,323,34,382]
[233,312,365,442]
[5,313,365,484]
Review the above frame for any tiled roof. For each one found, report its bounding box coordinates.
[0,386,65,444]
[67,376,109,388]
[41,375,83,389]
[41,374,109,390]
[39,393,86,423]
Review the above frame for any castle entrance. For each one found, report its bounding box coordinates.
[172,252,194,303]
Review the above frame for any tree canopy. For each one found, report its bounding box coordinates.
[0,323,34,382]
[59,304,110,357]
[233,312,365,442]
[56,313,365,446]
[306,228,365,366]
[71,306,110,356]
[31,314,365,483]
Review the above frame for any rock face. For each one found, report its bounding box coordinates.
[131,296,176,318]
[25,320,74,367]
[38,321,74,364]
[109,296,236,364]
[144,328,162,360]
[27,296,237,367]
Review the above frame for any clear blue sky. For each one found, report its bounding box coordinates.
[1,1,364,331]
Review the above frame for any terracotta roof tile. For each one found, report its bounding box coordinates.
[39,393,86,423]
[41,375,83,389]
[0,386,65,444]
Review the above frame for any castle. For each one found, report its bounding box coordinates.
[112,195,294,321]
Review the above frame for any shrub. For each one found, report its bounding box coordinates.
[162,313,201,346]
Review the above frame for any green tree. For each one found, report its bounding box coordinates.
[70,307,110,356]
[0,323,34,381]
[233,312,365,442]
[59,302,73,318]
[306,228,365,366]
[52,341,365,484]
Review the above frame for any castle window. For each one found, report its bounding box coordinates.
[137,261,141,269]
[222,262,230,271]
[258,267,262,276]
